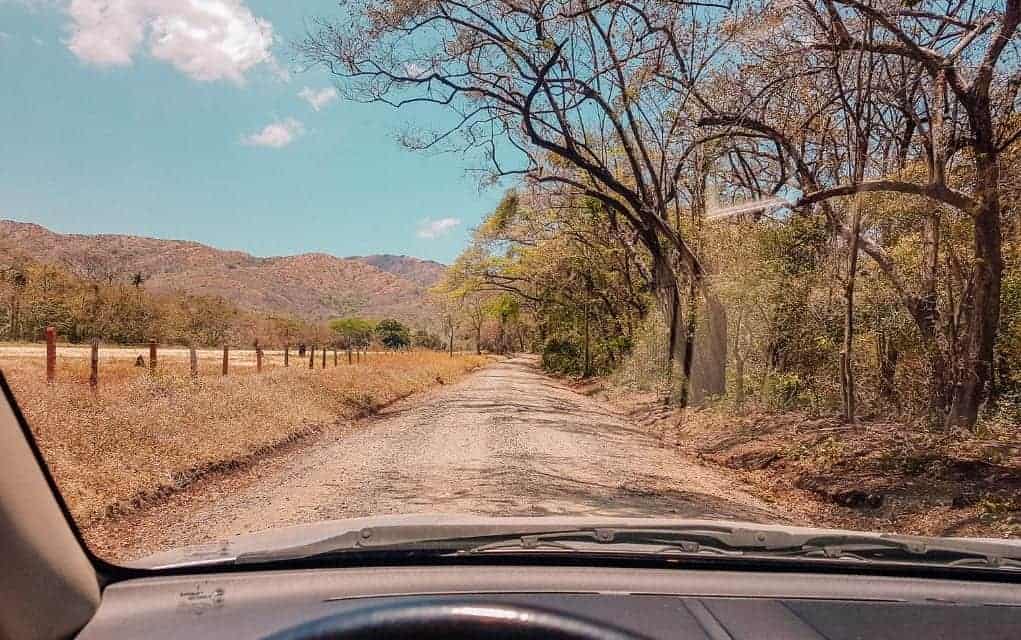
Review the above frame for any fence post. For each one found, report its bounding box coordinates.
[255,340,263,373]
[333,349,337,367]
[222,345,229,376]
[309,345,315,369]
[284,344,289,368]
[149,339,157,374]
[322,346,326,369]
[348,349,353,365]
[189,346,198,378]
[89,338,99,390]
[45,326,56,383]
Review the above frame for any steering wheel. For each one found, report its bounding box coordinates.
[263,599,648,640]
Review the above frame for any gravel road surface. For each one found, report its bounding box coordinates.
[102,356,787,559]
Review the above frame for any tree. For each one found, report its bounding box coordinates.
[2,265,27,340]
[179,295,236,346]
[699,0,1021,427]
[464,296,487,356]
[444,190,647,374]
[486,295,521,355]
[413,329,444,350]
[375,318,411,350]
[299,0,734,394]
[329,317,375,360]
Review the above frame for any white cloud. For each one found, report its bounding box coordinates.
[404,62,428,78]
[298,86,338,111]
[241,118,304,148]
[65,0,276,84]
[416,217,461,239]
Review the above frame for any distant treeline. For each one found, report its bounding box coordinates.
[0,256,447,350]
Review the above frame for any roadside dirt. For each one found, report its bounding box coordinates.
[93,356,797,561]
[603,391,1021,540]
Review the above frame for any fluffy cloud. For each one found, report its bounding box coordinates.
[416,217,461,239]
[241,118,304,148]
[65,0,275,84]
[298,86,338,111]
[404,62,428,78]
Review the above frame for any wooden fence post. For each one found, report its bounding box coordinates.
[333,349,338,367]
[89,338,99,390]
[45,326,56,383]
[322,346,326,369]
[222,345,229,376]
[149,339,157,374]
[255,340,263,373]
[309,345,315,369]
[348,349,353,365]
[284,344,290,368]
[189,346,198,378]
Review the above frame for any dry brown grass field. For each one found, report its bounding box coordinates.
[0,348,490,528]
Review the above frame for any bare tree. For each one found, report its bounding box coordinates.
[298,0,736,397]
[700,0,1020,427]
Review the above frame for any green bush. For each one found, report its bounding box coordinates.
[765,372,804,410]
[542,338,583,374]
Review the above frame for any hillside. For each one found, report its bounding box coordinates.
[353,254,446,288]
[0,220,445,325]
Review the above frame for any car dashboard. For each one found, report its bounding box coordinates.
[76,564,1021,639]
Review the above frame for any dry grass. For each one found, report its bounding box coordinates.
[1,350,490,527]
[606,390,1021,539]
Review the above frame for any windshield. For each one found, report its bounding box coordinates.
[0,0,1019,569]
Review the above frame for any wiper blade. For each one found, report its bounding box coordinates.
[460,528,1021,571]
[233,522,1021,571]
[234,523,760,564]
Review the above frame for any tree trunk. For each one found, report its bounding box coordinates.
[841,196,862,423]
[664,282,681,404]
[876,329,899,405]
[910,213,950,423]
[735,354,745,407]
[947,179,1003,427]
[699,293,728,399]
[679,279,698,408]
[583,310,591,378]
[733,308,745,407]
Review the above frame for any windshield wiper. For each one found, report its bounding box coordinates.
[453,528,1021,570]
[233,523,1021,571]
[458,528,1021,570]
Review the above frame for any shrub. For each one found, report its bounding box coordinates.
[765,372,804,410]
[542,338,582,374]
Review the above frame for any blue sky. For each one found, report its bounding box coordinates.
[0,0,505,263]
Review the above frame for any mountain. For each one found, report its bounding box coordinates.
[0,220,446,325]
[352,254,447,288]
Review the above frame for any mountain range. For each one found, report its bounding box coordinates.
[0,220,446,325]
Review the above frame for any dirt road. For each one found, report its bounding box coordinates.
[106,356,790,559]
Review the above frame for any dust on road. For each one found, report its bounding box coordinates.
[104,356,789,559]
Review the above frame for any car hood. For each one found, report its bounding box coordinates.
[127,513,1021,570]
